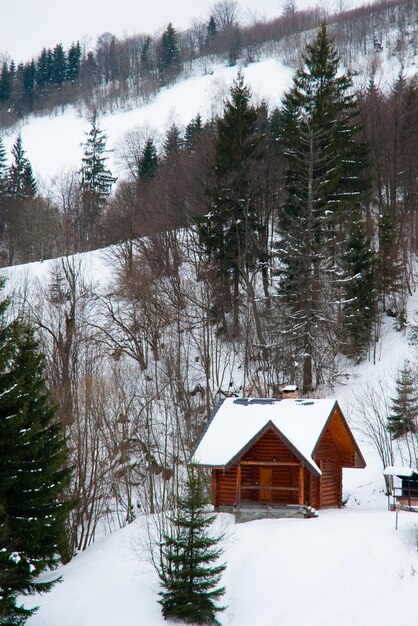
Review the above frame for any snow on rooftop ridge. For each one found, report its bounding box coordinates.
[383,466,418,477]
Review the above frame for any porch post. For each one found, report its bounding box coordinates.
[236,463,241,505]
[298,465,305,505]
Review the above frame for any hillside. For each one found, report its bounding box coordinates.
[9,251,416,625]
[2,3,418,624]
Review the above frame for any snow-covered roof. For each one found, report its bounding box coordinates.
[192,397,339,475]
[383,466,418,478]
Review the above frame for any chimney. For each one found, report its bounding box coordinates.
[281,384,300,399]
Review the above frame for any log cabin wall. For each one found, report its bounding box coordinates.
[314,422,344,508]
[212,428,305,507]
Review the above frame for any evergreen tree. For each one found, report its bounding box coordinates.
[36,48,53,92]
[159,23,181,83]
[276,23,370,391]
[206,16,218,52]
[197,71,263,334]
[21,61,37,111]
[340,210,376,358]
[164,122,182,159]
[185,113,203,150]
[79,111,116,247]
[159,471,226,625]
[8,134,37,199]
[387,361,418,439]
[0,289,72,625]
[138,138,159,181]
[66,42,81,82]
[52,43,67,87]
[0,62,12,103]
[140,36,153,77]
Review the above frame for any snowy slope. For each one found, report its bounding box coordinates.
[2,59,293,184]
[5,249,418,626]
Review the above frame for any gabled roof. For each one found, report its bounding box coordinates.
[192,397,362,475]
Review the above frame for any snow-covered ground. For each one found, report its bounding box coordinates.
[2,58,293,184]
[5,248,418,626]
[23,496,418,626]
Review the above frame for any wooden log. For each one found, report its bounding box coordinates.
[236,464,241,504]
[299,466,305,505]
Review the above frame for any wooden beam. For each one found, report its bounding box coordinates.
[236,464,241,505]
[242,486,299,492]
[239,461,300,467]
[299,465,305,505]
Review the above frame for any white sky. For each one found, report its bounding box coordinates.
[0,0,284,62]
[0,0,359,63]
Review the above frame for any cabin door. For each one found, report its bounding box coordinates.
[259,467,273,501]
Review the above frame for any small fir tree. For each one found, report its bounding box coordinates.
[159,23,181,83]
[8,134,37,199]
[164,122,182,159]
[138,138,159,181]
[159,471,226,625]
[79,111,116,247]
[185,113,203,151]
[387,361,418,439]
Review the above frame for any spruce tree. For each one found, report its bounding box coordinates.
[52,44,67,87]
[66,42,81,82]
[387,361,418,439]
[138,138,159,181]
[185,113,203,151]
[0,288,72,625]
[164,122,182,159]
[341,210,376,358]
[79,111,116,247]
[159,23,181,84]
[159,471,226,625]
[276,23,370,391]
[197,71,263,334]
[8,134,37,199]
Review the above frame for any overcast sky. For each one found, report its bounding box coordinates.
[0,0,286,62]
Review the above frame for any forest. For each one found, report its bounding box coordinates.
[1,1,418,623]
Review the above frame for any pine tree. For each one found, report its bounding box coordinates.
[66,42,81,82]
[387,361,418,439]
[79,111,116,247]
[52,44,67,87]
[159,23,181,83]
[340,210,376,358]
[138,138,159,181]
[0,287,72,625]
[0,62,12,103]
[8,134,37,199]
[36,48,54,92]
[185,113,203,151]
[197,71,263,334]
[206,16,218,52]
[276,23,370,391]
[159,471,226,625]
[164,122,182,159]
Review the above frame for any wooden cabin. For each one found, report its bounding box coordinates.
[192,397,366,511]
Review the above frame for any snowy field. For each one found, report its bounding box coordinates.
[4,249,418,626]
[22,492,418,626]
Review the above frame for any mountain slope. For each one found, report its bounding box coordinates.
[7,248,418,626]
